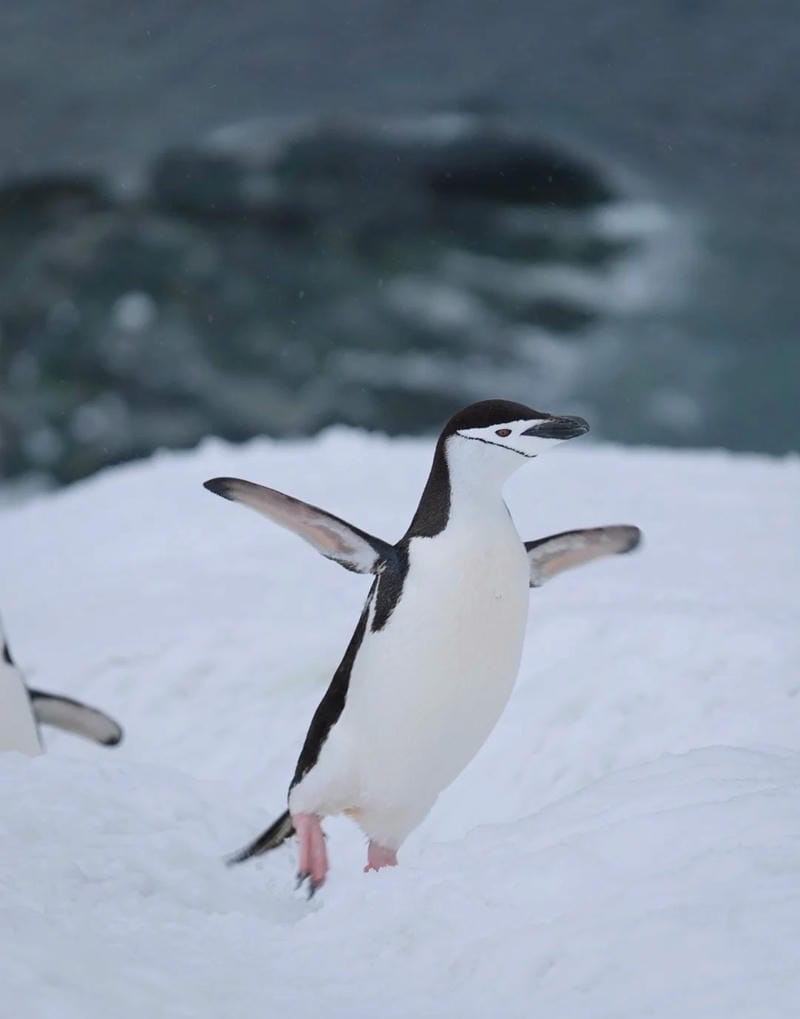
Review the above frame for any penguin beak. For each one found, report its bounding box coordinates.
[522,415,590,440]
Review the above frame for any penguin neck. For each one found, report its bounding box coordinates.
[405,435,520,539]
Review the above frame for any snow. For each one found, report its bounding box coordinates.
[1,431,799,1018]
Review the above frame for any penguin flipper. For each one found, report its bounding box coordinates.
[525,525,641,587]
[28,690,123,746]
[227,810,295,865]
[204,477,392,574]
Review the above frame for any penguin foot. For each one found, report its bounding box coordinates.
[293,812,328,895]
[295,871,322,899]
[364,841,398,873]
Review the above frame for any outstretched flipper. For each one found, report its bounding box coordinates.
[227,809,295,866]
[28,690,123,746]
[525,525,641,587]
[204,477,393,575]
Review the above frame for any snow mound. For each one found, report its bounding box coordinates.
[1,432,799,1017]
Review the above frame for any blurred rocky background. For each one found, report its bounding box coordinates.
[1,1,798,486]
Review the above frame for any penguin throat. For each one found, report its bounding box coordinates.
[445,434,524,499]
[405,434,522,540]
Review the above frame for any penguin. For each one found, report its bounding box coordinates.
[204,399,641,894]
[0,614,123,755]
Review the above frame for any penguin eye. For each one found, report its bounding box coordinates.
[495,428,512,437]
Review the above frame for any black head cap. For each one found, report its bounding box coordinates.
[441,400,549,438]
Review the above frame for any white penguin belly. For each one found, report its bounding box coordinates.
[0,665,43,756]
[292,519,530,844]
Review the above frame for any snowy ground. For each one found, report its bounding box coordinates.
[1,431,798,1018]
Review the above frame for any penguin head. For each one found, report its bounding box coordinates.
[443,399,589,483]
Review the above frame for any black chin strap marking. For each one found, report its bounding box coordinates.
[459,433,537,458]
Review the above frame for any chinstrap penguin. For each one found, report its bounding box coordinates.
[0,615,123,755]
[205,399,641,894]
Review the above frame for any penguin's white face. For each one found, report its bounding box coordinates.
[454,414,590,460]
[440,400,590,493]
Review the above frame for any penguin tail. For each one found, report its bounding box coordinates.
[226,810,295,866]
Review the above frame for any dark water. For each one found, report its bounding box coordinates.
[1,2,798,486]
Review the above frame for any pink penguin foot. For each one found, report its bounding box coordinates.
[364,841,398,873]
[292,812,328,897]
